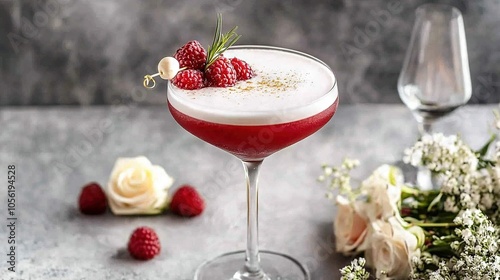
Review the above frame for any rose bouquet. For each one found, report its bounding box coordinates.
[319,131,500,279]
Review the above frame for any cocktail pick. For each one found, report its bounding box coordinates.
[143,57,185,89]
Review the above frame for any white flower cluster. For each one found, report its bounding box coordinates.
[403,133,500,215]
[404,133,478,173]
[340,258,370,280]
[411,252,448,280]
[411,210,500,280]
[319,158,360,200]
[451,209,500,278]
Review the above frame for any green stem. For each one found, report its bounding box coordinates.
[427,246,453,254]
[426,244,460,258]
[401,185,441,197]
[401,185,420,195]
[410,222,456,228]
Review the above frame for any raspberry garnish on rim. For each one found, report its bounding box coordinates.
[174,40,207,70]
[143,14,254,90]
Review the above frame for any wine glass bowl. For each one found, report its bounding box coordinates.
[398,3,472,131]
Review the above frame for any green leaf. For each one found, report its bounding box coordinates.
[403,216,422,224]
[205,13,241,69]
[427,192,443,212]
[476,133,496,157]
[478,159,496,169]
[388,166,397,185]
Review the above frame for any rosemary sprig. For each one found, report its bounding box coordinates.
[205,14,241,70]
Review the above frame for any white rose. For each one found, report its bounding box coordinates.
[365,217,421,280]
[334,195,370,254]
[359,165,403,222]
[107,156,174,215]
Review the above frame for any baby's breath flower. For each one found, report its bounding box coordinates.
[412,210,500,279]
[404,133,478,175]
[451,210,499,278]
[404,133,500,215]
[343,158,360,170]
[340,258,370,280]
[320,158,360,201]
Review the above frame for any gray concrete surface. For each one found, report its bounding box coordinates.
[0,104,495,279]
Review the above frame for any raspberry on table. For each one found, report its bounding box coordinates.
[230,57,255,81]
[172,69,205,90]
[170,185,205,217]
[78,182,107,215]
[127,226,161,260]
[174,40,207,70]
[205,57,237,87]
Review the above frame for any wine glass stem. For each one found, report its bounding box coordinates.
[418,120,433,136]
[242,160,263,274]
[417,119,434,190]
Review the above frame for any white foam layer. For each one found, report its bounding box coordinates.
[167,46,338,125]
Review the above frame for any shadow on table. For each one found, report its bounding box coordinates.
[112,248,134,261]
[308,221,352,280]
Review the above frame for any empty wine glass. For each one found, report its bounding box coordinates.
[398,3,472,190]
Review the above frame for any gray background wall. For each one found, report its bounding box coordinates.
[1,0,499,106]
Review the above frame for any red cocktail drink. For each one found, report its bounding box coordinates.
[168,99,338,161]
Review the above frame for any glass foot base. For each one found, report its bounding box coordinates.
[194,250,310,280]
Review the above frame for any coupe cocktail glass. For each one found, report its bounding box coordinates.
[167,46,338,280]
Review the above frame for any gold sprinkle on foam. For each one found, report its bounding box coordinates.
[233,71,301,95]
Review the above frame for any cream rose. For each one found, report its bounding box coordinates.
[359,165,403,222]
[334,195,369,254]
[365,217,421,280]
[107,156,174,215]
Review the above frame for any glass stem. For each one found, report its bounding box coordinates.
[418,120,433,136]
[417,119,435,190]
[243,160,263,274]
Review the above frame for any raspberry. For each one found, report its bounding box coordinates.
[170,185,205,217]
[173,40,207,70]
[205,57,237,87]
[78,182,107,215]
[230,58,255,81]
[172,69,205,90]
[128,227,161,260]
